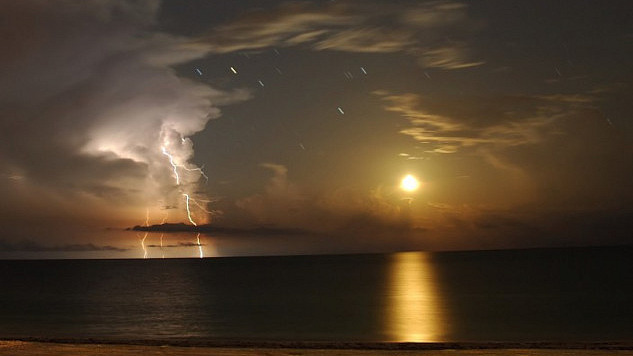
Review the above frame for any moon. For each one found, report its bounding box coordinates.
[401,174,420,192]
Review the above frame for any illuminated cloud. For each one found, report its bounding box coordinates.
[199,1,483,69]
[235,163,309,227]
[376,88,633,215]
[0,0,249,226]
[203,3,355,53]
[312,27,417,53]
[234,163,420,246]
[375,91,599,153]
[414,45,485,70]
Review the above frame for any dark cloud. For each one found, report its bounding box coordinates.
[461,207,633,249]
[132,222,309,236]
[0,239,127,252]
[146,242,206,248]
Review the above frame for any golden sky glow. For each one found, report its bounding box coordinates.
[1,1,632,258]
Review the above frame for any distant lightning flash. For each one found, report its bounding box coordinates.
[160,233,165,259]
[161,146,180,185]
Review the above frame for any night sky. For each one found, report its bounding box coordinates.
[1,0,632,258]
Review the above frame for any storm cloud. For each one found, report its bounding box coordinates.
[0,0,248,228]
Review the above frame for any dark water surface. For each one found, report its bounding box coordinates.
[1,246,631,343]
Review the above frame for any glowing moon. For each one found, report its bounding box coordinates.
[401,174,420,192]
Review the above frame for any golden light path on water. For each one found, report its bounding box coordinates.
[387,251,445,342]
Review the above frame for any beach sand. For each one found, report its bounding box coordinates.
[1,341,633,356]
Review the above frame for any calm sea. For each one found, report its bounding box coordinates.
[1,246,632,343]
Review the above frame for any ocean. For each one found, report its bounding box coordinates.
[1,246,631,344]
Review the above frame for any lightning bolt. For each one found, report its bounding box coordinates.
[140,232,149,259]
[159,134,211,258]
[160,233,165,259]
[162,145,208,184]
[188,197,212,214]
[182,165,209,183]
[183,193,198,226]
[161,146,180,185]
[196,233,203,259]
[139,209,151,259]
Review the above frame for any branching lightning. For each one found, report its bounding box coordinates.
[182,165,209,183]
[149,132,212,258]
[161,146,180,185]
[162,144,209,185]
[189,197,212,214]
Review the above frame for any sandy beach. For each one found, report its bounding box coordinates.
[2,341,633,356]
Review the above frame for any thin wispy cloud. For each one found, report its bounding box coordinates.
[375,91,599,153]
[197,1,483,69]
